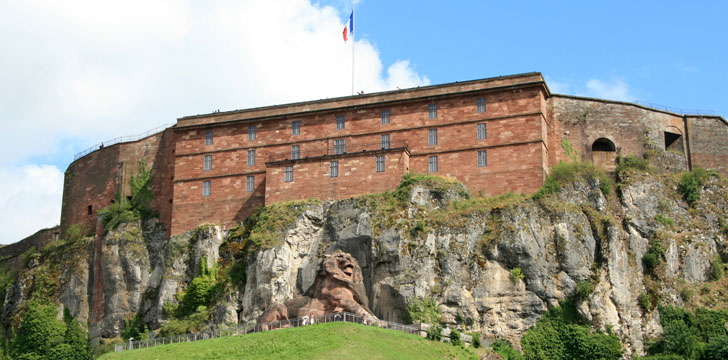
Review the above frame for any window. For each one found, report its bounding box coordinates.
[248,126,256,140]
[477,97,486,113]
[292,120,300,135]
[202,181,211,197]
[478,150,487,167]
[291,145,300,160]
[284,166,293,182]
[333,139,346,155]
[330,160,339,178]
[246,176,254,192]
[336,115,345,130]
[87,205,92,215]
[477,123,487,140]
[428,156,438,173]
[381,109,390,125]
[428,129,438,146]
[428,103,438,119]
[203,155,212,171]
[376,156,385,172]
[247,149,255,166]
[204,131,213,145]
[381,134,390,150]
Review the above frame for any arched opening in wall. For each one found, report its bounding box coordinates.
[664,128,684,154]
[591,138,617,170]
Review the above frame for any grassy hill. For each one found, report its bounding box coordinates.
[99,322,482,360]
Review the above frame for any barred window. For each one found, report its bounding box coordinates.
[428,129,438,146]
[292,120,300,135]
[248,126,256,140]
[428,103,438,119]
[246,176,254,192]
[477,97,486,113]
[247,149,255,166]
[202,181,211,197]
[376,156,385,172]
[333,139,346,155]
[291,145,300,160]
[203,155,212,171]
[428,156,438,173]
[284,166,293,182]
[330,160,339,178]
[336,115,345,130]
[204,131,213,145]
[381,134,390,150]
[381,109,390,125]
[477,123,487,140]
[478,150,488,167]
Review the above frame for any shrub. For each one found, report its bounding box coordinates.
[710,254,724,280]
[616,155,651,176]
[643,240,666,274]
[534,161,612,199]
[121,314,148,341]
[491,339,523,360]
[426,324,442,341]
[98,158,157,231]
[575,280,592,299]
[181,274,217,316]
[648,305,728,359]
[510,267,524,284]
[450,329,461,346]
[654,214,675,228]
[678,168,714,206]
[468,332,481,348]
[638,292,651,311]
[407,296,442,325]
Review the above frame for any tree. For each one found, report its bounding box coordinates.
[12,300,64,359]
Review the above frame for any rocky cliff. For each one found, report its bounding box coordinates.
[2,166,727,358]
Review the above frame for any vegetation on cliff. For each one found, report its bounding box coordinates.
[99,158,156,232]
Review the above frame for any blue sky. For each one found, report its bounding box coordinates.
[1,0,726,244]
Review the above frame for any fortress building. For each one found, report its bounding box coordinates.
[57,72,728,237]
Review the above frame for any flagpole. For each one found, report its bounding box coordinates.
[351,1,355,96]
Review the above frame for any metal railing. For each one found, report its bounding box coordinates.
[114,311,418,352]
[73,123,175,161]
[633,101,714,116]
[268,139,408,163]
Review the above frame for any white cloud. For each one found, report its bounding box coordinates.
[0,165,63,244]
[0,0,429,243]
[583,78,634,102]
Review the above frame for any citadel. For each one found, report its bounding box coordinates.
[5,72,728,246]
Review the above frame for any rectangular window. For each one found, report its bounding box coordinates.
[376,156,385,172]
[291,145,300,160]
[204,131,213,145]
[428,129,438,146]
[336,115,345,130]
[292,120,300,135]
[246,176,254,192]
[87,205,92,215]
[333,139,346,155]
[478,150,488,167]
[203,154,212,171]
[428,103,438,119]
[477,97,486,113]
[477,123,487,140]
[202,181,211,197]
[330,160,339,178]
[247,149,255,166]
[428,156,438,173]
[284,166,293,182]
[381,134,390,150]
[381,109,390,125]
[248,125,256,140]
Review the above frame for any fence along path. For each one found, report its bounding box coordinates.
[114,312,418,352]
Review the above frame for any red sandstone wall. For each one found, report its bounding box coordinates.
[686,116,728,176]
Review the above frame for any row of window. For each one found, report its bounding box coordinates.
[203,124,487,171]
[201,150,487,196]
[202,98,488,145]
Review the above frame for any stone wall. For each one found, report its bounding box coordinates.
[0,226,60,269]
[686,116,728,176]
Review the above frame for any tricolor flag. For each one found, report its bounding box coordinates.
[343,11,354,42]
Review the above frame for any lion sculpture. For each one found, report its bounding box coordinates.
[257,250,377,327]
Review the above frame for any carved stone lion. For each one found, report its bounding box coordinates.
[257,250,377,326]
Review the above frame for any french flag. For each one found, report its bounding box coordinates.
[342,11,353,42]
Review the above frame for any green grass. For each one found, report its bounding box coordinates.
[99,322,479,360]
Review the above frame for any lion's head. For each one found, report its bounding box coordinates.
[316,250,370,308]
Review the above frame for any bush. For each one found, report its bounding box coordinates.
[121,314,148,341]
[426,324,442,341]
[510,267,524,284]
[710,254,724,280]
[678,168,714,206]
[468,332,481,348]
[491,339,524,360]
[575,280,592,299]
[643,241,666,274]
[99,158,157,231]
[648,305,728,359]
[406,296,442,325]
[638,292,652,311]
[12,300,92,360]
[654,214,675,228]
[616,155,651,176]
[534,161,612,199]
[450,329,461,346]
